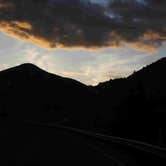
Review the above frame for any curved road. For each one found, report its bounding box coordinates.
[1,117,166,165]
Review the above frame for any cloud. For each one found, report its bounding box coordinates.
[0,2,12,8]
[0,0,166,51]
[0,32,163,86]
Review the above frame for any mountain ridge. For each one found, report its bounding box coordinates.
[0,63,90,88]
[1,57,166,145]
[94,57,166,145]
[0,62,98,129]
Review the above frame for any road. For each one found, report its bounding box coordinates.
[1,117,166,165]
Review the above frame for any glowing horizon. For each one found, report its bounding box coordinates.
[0,32,165,85]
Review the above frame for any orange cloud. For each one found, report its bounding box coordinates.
[0,20,164,52]
[141,31,166,41]
[0,2,12,8]
[0,21,52,48]
[0,20,122,50]
[127,41,159,52]
[0,0,166,51]
[12,21,32,30]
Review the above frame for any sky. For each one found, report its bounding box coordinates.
[0,0,166,85]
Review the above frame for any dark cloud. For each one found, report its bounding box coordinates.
[0,0,166,51]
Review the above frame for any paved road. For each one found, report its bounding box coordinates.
[1,117,166,165]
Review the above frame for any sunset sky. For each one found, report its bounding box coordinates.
[0,0,166,85]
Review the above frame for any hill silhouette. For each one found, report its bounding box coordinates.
[1,58,166,146]
[0,63,98,129]
[95,57,166,145]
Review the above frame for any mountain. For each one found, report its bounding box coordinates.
[0,63,98,129]
[1,58,166,146]
[95,57,166,145]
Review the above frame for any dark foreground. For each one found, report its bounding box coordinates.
[1,118,166,166]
